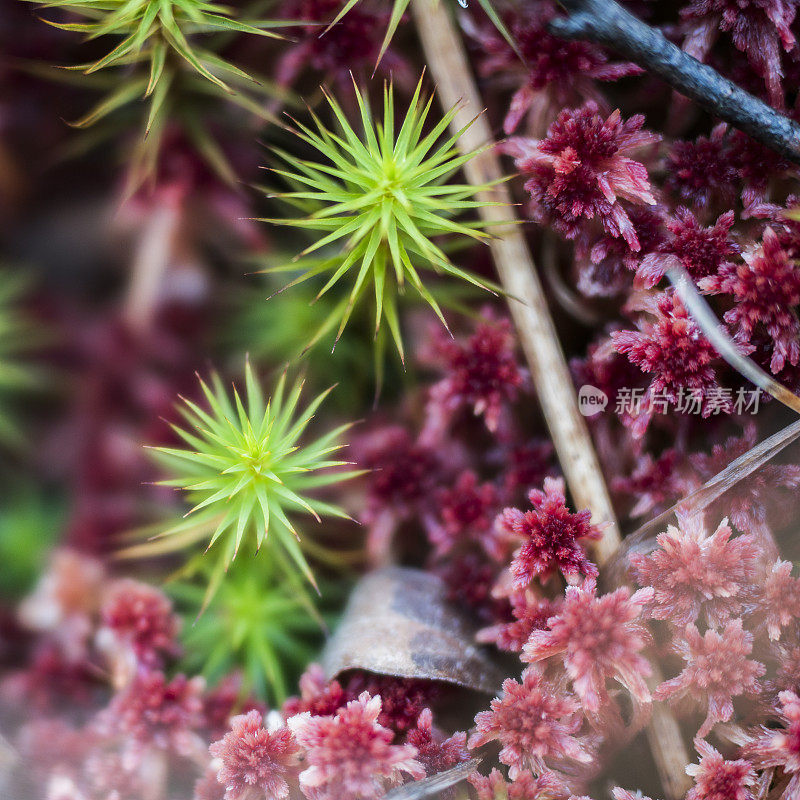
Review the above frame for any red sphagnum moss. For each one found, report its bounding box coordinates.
[499,477,601,586]
[504,102,659,248]
[287,692,425,799]
[469,666,591,778]
[209,710,301,800]
[523,578,654,715]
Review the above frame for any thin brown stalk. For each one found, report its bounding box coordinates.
[599,267,800,583]
[409,1,692,795]
[606,418,800,586]
[541,233,604,327]
[409,0,620,564]
[669,267,800,415]
[386,758,481,799]
[122,199,180,332]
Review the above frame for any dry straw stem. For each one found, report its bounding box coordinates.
[605,267,800,570]
[123,199,181,332]
[669,268,800,415]
[409,0,620,565]
[410,0,691,795]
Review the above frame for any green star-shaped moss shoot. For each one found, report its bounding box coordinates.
[29,0,285,97]
[26,0,291,187]
[263,77,504,359]
[150,361,358,591]
[170,548,335,702]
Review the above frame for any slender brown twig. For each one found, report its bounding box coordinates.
[123,199,180,332]
[409,0,621,565]
[409,2,693,796]
[551,0,800,164]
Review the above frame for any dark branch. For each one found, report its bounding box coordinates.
[550,0,800,165]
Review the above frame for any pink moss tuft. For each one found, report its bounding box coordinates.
[208,710,301,800]
[468,667,591,778]
[655,620,764,738]
[499,477,601,586]
[288,692,425,800]
[504,102,658,248]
